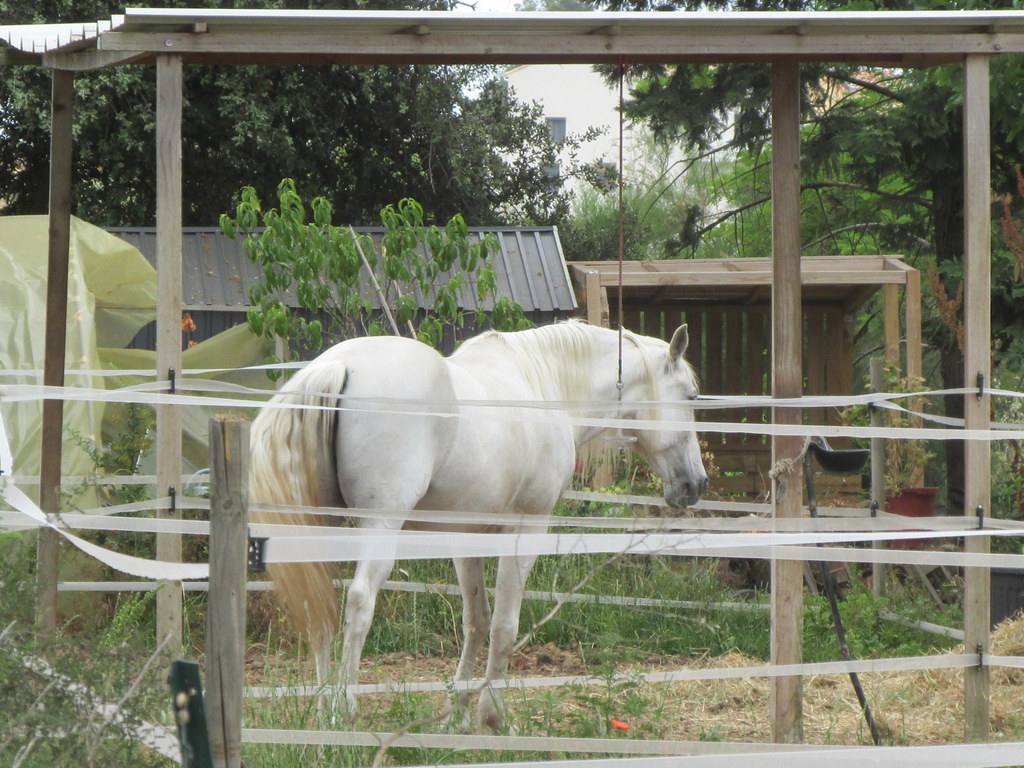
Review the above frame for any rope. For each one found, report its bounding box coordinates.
[767,435,811,501]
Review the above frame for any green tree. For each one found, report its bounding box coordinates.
[220,179,531,358]
[559,132,729,261]
[588,0,1024,506]
[0,0,568,227]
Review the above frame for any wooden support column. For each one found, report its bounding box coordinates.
[207,416,249,768]
[905,269,923,384]
[155,54,184,656]
[36,68,75,642]
[962,52,991,742]
[770,60,803,745]
[584,269,605,328]
[882,284,900,365]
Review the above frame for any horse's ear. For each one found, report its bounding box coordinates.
[669,324,689,361]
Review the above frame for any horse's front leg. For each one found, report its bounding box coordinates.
[447,557,491,730]
[476,549,540,732]
[336,520,402,723]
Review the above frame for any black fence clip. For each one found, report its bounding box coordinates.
[869,500,879,518]
[976,642,985,671]
[976,371,985,400]
[247,534,268,573]
[169,366,177,394]
[977,504,985,530]
[169,485,177,516]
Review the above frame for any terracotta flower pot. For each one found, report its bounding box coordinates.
[885,486,938,517]
[885,487,938,550]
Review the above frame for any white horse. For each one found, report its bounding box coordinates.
[249,321,707,731]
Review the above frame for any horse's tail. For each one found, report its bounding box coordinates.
[250,359,348,654]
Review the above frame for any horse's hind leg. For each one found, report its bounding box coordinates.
[476,547,541,732]
[447,557,491,730]
[336,518,403,722]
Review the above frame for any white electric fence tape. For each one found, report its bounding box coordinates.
[6,378,1024,765]
[239,729,853,756]
[3,378,1024,594]
[396,741,1024,768]
[0,412,208,581]
[245,652,979,699]
[262,528,1024,567]
[13,648,179,760]
[3,380,1024,441]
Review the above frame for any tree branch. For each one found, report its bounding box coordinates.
[802,181,931,210]
[696,181,931,239]
[822,69,906,104]
[801,222,932,253]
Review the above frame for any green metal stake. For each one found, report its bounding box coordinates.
[168,659,214,768]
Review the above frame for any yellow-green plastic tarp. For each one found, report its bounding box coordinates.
[0,215,271,507]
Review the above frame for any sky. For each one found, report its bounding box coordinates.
[467,0,523,12]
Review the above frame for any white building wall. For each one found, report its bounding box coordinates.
[504,64,649,190]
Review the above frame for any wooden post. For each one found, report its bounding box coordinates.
[904,268,923,384]
[206,416,249,768]
[155,54,184,656]
[882,283,900,365]
[36,68,75,642]
[870,357,886,596]
[962,53,992,742]
[584,269,603,327]
[770,60,803,744]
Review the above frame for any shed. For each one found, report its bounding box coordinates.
[106,226,577,349]
[570,255,922,495]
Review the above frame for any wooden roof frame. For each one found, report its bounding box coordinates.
[570,255,917,310]
[3,7,1000,743]
[569,256,924,384]
[5,9,1024,68]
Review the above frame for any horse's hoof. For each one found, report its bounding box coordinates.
[475,703,504,733]
[443,711,472,733]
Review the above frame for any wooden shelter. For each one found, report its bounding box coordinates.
[571,255,922,494]
[2,7,1013,743]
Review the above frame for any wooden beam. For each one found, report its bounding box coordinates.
[905,267,923,383]
[36,68,75,642]
[870,358,887,596]
[583,270,603,327]
[769,60,803,745]
[42,49,149,71]
[883,283,900,364]
[97,29,1017,60]
[155,54,184,657]
[962,52,992,743]
[591,269,907,287]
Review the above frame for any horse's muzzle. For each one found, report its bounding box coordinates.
[664,475,708,510]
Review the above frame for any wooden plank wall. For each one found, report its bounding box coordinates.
[618,305,853,498]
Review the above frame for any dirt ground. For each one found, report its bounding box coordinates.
[245,615,1024,747]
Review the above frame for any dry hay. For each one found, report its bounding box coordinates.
[620,614,1024,746]
[243,615,1024,747]
[373,615,1024,745]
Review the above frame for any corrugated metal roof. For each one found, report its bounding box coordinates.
[106,226,576,314]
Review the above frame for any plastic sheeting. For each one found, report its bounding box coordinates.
[0,215,270,505]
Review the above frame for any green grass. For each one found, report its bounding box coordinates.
[0,509,967,768]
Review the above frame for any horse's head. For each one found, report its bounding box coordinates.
[630,325,708,510]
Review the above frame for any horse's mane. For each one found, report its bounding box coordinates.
[457,320,673,402]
